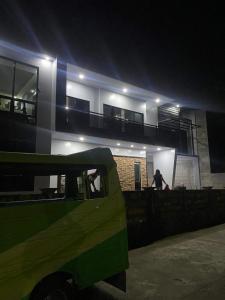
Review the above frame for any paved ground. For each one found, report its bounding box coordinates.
[79,223,225,299]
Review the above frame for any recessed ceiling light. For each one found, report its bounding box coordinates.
[79,73,84,79]
[65,106,69,110]
[123,88,128,93]
[155,98,160,103]
[79,136,84,141]
[117,143,121,146]
[143,146,146,149]
[130,144,134,148]
[176,104,180,108]
[65,142,71,147]
[157,147,161,151]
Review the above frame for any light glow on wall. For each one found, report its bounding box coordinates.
[65,142,71,147]
[117,143,121,146]
[79,136,84,141]
[123,88,128,93]
[157,147,161,151]
[130,144,134,148]
[155,98,160,103]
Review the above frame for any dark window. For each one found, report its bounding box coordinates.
[134,162,141,191]
[104,104,143,124]
[67,96,90,112]
[0,56,38,124]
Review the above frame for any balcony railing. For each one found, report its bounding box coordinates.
[56,108,191,152]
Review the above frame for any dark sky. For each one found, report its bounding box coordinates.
[0,1,225,112]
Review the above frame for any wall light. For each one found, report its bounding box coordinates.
[157,147,161,151]
[79,73,84,79]
[79,136,84,141]
[123,88,128,93]
[155,98,160,103]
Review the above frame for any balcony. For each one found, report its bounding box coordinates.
[56,108,191,152]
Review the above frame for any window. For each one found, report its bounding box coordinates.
[0,56,38,123]
[134,162,141,191]
[0,163,107,202]
[66,96,90,112]
[104,104,143,123]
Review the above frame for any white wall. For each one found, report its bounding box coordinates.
[152,150,175,188]
[99,89,147,122]
[66,80,98,112]
[51,139,146,158]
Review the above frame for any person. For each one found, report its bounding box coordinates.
[151,169,167,190]
[88,169,100,193]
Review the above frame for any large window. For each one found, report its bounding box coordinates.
[0,56,38,124]
[103,104,144,124]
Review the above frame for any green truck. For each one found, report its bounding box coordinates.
[0,148,129,300]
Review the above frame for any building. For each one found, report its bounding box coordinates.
[0,40,224,191]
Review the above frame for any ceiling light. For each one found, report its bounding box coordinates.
[123,88,127,93]
[79,136,84,141]
[79,73,84,79]
[130,145,134,148]
[155,98,160,103]
[117,143,120,146]
[157,147,161,151]
[143,146,146,149]
[176,104,180,108]
[65,142,71,147]
[65,106,69,110]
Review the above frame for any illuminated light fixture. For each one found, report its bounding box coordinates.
[117,143,121,146]
[123,88,128,93]
[65,106,69,110]
[79,73,84,79]
[155,98,160,103]
[42,56,51,66]
[157,147,161,151]
[79,136,84,141]
[65,142,71,147]
[130,144,134,148]
[176,104,180,108]
[30,89,35,93]
[143,146,146,149]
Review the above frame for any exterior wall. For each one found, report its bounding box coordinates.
[113,156,147,191]
[195,110,225,189]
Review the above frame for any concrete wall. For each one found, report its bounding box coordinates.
[125,190,225,249]
[152,150,175,188]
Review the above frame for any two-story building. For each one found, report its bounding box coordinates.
[1,40,224,192]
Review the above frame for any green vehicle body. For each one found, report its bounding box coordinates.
[0,148,129,300]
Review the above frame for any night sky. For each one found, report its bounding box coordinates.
[0,1,225,170]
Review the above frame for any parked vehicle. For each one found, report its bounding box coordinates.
[0,148,129,300]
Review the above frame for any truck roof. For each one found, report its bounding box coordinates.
[0,147,115,169]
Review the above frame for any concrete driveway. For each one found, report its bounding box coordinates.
[79,223,225,299]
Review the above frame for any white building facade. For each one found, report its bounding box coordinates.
[1,40,223,191]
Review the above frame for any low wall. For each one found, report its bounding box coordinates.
[124,190,225,249]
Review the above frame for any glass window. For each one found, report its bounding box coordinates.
[104,104,122,119]
[14,63,38,101]
[67,96,90,112]
[0,57,14,97]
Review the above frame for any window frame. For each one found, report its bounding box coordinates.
[0,55,39,124]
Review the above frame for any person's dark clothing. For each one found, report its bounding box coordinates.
[154,174,163,189]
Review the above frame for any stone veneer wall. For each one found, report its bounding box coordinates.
[113,156,148,191]
[195,110,225,189]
